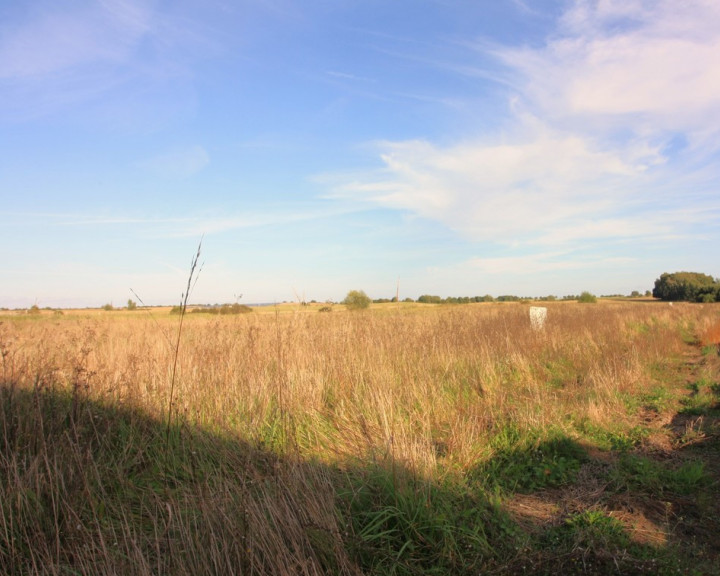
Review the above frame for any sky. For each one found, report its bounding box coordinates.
[1,0,718,308]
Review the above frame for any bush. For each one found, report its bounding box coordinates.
[578,291,597,304]
[343,290,371,310]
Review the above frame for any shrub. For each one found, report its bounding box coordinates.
[343,290,371,310]
[578,291,597,304]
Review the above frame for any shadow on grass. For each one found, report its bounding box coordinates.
[1,380,521,576]
[4,378,718,576]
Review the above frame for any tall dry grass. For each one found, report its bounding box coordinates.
[1,300,717,573]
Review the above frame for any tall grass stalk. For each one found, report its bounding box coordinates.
[166,238,203,444]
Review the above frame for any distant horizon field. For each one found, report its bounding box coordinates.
[0,294,666,315]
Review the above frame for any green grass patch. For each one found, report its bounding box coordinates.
[701,344,718,356]
[338,465,517,575]
[472,428,588,493]
[680,377,720,415]
[609,454,710,496]
[574,420,648,452]
[546,509,630,551]
[627,384,676,414]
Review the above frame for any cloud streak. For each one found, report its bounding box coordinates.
[0,0,209,123]
[0,0,153,80]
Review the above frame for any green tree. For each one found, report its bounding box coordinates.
[127,299,138,311]
[343,290,371,310]
[653,272,719,302]
[417,294,442,304]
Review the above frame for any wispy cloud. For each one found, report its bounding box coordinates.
[1,203,363,239]
[468,251,635,275]
[330,118,657,244]
[0,0,153,80]
[0,0,210,122]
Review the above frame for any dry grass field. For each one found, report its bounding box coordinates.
[2,300,719,574]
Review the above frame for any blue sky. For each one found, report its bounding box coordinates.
[1,0,718,308]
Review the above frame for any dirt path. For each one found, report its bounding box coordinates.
[501,345,720,575]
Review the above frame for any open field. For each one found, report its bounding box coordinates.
[2,301,720,575]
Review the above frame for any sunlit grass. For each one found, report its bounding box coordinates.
[1,300,719,574]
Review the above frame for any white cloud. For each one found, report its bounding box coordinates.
[502,0,720,142]
[332,119,656,243]
[331,0,720,251]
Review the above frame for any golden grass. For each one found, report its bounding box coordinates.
[2,301,709,476]
[2,300,718,574]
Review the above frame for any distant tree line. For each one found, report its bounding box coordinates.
[653,272,720,303]
[170,303,253,315]
[368,293,604,305]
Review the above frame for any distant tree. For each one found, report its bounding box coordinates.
[497,295,520,302]
[190,303,253,315]
[630,291,641,298]
[417,295,442,304]
[343,290,371,310]
[578,291,597,303]
[102,303,114,311]
[28,304,41,315]
[127,299,138,311]
[653,272,719,302]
